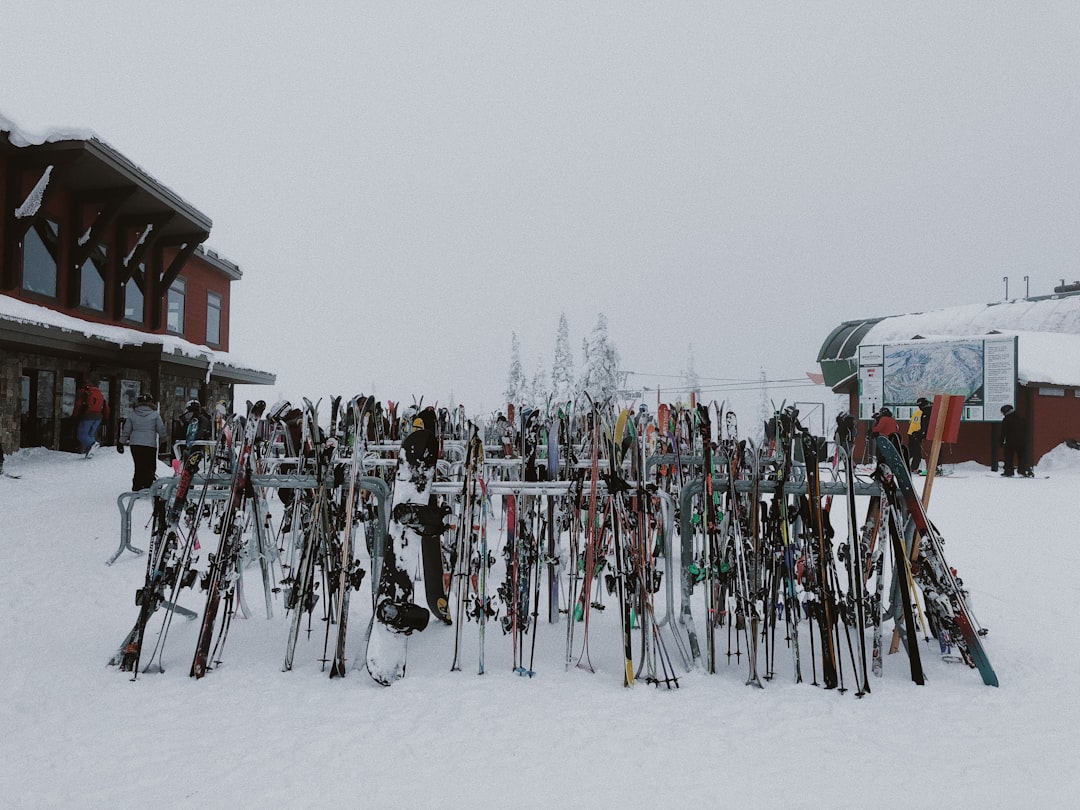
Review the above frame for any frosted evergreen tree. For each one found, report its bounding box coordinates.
[528,358,549,410]
[578,336,592,403]
[550,313,575,405]
[758,368,771,443]
[504,332,527,407]
[579,313,622,401]
[682,344,701,402]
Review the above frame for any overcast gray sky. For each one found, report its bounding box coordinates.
[3,2,1078,415]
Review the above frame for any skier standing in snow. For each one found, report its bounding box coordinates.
[73,380,110,454]
[999,404,1031,477]
[118,393,167,491]
[907,397,931,473]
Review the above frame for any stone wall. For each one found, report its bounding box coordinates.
[0,353,20,454]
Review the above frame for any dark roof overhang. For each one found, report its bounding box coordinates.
[816,317,884,389]
[2,132,212,244]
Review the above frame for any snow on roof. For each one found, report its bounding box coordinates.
[859,296,1080,387]
[0,112,98,147]
[1,110,214,240]
[1011,330,1080,387]
[862,296,1080,344]
[0,294,267,380]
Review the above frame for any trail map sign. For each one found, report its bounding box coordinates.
[857,335,1017,422]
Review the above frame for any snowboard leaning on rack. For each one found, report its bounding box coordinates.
[365,427,439,685]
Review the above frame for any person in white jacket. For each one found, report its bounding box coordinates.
[119,393,167,491]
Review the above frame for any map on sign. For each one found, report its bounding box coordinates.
[858,335,1016,422]
[883,341,984,405]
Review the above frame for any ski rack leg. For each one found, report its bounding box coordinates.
[162,600,197,619]
[108,479,176,565]
[651,491,691,670]
[359,476,390,596]
[678,478,703,666]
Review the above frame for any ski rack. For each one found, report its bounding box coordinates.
[111,471,391,599]
[362,454,452,479]
[675,471,882,666]
[109,484,164,565]
[364,441,466,463]
[426,478,686,665]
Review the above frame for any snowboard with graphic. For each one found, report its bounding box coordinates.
[365,428,439,684]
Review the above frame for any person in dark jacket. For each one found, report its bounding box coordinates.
[179,399,213,451]
[907,397,932,473]
[999,404,1032,477]
[119,393,167,491]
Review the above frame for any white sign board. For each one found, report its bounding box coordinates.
[858,335,1017,422]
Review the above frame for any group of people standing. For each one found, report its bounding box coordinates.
[73,380,212,491]
[870,396,1032,477]
[868,399,932,474]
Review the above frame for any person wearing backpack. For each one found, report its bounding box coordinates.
[118,393,166,491]
[72,381,110,455]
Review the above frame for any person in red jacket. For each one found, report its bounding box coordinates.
[871,407,900,441]
[871,407,904,464]
[72,380,110,455]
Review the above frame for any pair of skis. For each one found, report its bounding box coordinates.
[110,422,233,678]
[876,436,998,687]
[190,401,267,678]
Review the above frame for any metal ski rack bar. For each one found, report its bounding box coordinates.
[111,472,390,602]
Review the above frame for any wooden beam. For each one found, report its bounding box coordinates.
[919,396,951,513]
[2,153,79,290]
[909,393,964,563]
[148,234,204,331]
[1,163,19,290]
[159,236,203,292]
[114,212,174,286]
[70,186,136,267]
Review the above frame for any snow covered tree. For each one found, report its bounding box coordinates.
[550,313,575,404]
[683,344,701,401]
[579,313,623,401]
[758,368,771,443]
[528,357,549,409]
[505,332,527,407]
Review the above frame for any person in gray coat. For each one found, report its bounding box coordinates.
[119,393,167,491]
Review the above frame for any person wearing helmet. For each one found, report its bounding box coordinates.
[871,406,903,463]
[180,399,213,451]
[999,404,1031,477]
[119,393,167,491]
[907,397,932,473]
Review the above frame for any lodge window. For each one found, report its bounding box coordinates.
[21,219,60,298]
[61,376,77,417]
[206,291,222,346]
[123,262,145,324]
[167,278,186,335]
[79,245,107,312]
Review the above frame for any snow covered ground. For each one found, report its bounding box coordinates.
[1,444,1077,807]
